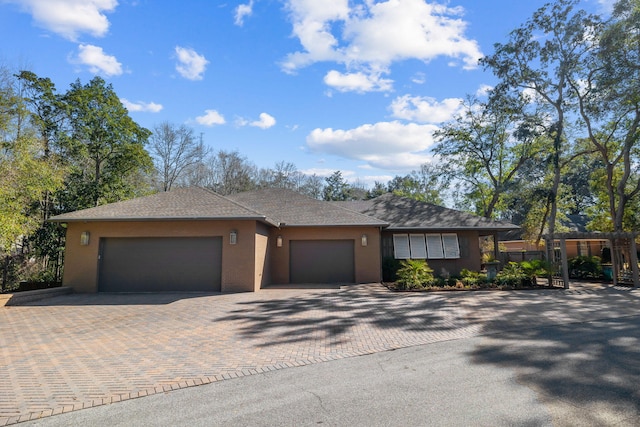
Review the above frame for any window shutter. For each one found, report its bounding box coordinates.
[426,234,445,259]
[409,234,427,259]
[393,234,411,259]
[442,233,460,259]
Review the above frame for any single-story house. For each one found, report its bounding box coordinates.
[50,187,518,293]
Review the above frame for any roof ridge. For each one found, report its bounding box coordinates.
[210,188,281,226]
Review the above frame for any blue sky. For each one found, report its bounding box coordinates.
[0,0,613,186]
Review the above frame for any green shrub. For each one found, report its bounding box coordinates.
[519,259,552,277]
[495,262,528,287]
[396,259,434,290]
[568,256,602,279]
[458,269,488,287]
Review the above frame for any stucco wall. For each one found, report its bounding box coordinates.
[63,220,260,293]
[269,226,381,284]
[255,222,271,290]
[382,230,482,277]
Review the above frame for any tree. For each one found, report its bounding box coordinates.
[323,171,353,201]
[150,122,206,191]
[207,150,256,195]
[387,163,446,206]
[0,67,65,286]
[298,174,324,199]
[367,181,388,199]
[61,77,153,209]
[481,0,600,246]
[434,93,546,218]
[569,0,640,232]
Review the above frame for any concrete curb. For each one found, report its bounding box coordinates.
[0,287,72,307]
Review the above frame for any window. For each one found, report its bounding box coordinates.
[409,234,427,259]
[393,234,411,259]
[426,234,445,259]
[579,241,588,256]
[442,234,460,259]
[393,233,461,260]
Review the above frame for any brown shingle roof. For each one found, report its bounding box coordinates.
[337,193,519,232]
[49,187,274,224]
[227,188,388,227]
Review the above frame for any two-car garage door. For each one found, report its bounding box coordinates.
[98,237,222,292]
[290,240,355,284]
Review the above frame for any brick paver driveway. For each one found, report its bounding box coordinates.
[2,282,640,425]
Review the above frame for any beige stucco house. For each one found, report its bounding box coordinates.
[50,187,518,293]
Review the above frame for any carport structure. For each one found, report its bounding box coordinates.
[548,231,640,288]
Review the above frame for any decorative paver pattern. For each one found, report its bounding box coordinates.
[1,282,639,425]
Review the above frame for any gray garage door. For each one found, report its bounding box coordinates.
[98,237,222,292]
[290,240,355,284]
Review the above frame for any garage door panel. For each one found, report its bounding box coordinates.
[99,237,222,292]
[290,240,354,284]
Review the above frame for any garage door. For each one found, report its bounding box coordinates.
[290,240,355,284]
[98,237,222,292]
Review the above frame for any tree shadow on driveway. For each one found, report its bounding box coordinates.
[214,286,477,347]
[469,288,640,425]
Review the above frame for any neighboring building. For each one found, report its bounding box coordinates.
[499,214,609,262]
[50,188,518,293]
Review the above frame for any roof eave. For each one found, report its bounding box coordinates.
[385,225,520,232]
[280,222,388,228]
[49,215,277,226]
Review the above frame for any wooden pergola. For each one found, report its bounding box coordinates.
[545,232,639,289]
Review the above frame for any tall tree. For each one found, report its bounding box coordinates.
[0,68,64,263]
[434,93,546,218]
[387,164,445,206]
[61,77,153,209]
[481,0,599,247]
[570,0,640,232]
[323,171,353,201]
[208,150,256,195]
[150,121,206,191]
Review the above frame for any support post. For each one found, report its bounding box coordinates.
[545,237,553,286]
[560,238,570,289]
[610,238,618,287]
[630,235,639,288]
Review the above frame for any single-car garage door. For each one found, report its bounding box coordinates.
[98,237,222,292]
[290,240,355,284]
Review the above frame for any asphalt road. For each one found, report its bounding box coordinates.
[23,313,640,426]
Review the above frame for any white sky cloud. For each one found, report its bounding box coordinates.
[120,98,163,113]
[175,46,209,80]
[6,0,117,41]
[306,121,439,170]
[475,84,493,97]
[324,70,393,93]
[237,112,276,129]
[282,0,482,92]
[389,95,463,123]
[196,109,225,126]
[74,44,122,76]
[411,72,426,84]
[251,112,276,129]
[234,0,253,26]
[298,168,339,177]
